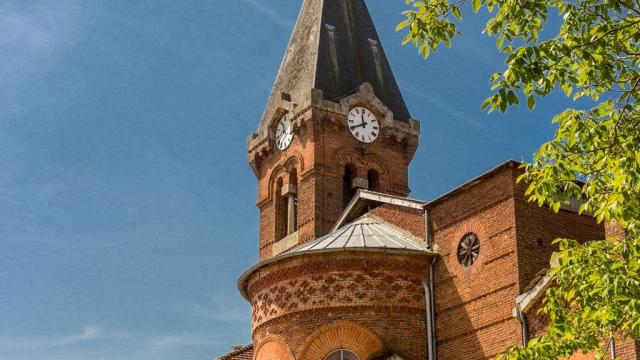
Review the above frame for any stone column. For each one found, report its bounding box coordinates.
[282,183,297,235]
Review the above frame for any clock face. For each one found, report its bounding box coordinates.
[275,114,294,150]
[347,107,379,143]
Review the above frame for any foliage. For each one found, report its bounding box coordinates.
[398,0,640,358]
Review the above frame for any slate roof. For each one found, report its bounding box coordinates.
[287,216,429,254]
[258,0,411,133]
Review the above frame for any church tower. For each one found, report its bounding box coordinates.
[248,0,420,261]
[220,2,639,359]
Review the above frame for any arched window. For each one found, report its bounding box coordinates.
[289,168,298,233]
[325,350,359,360]
[275,177,287,241]
[342,164,356,210]
[367,169,380,192]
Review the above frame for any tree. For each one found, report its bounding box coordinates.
[397,0,640,358]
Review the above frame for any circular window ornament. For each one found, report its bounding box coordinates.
[457,232,480,267]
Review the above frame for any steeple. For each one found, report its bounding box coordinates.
[248,0,420,261]
[257,0,411,134]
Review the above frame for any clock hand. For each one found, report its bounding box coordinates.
[350,122,368,130]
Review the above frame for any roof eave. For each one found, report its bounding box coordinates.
[424,160,521,208]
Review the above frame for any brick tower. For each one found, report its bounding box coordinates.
[248,0,421,261]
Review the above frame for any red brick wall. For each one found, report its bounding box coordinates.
[512,169,605,292]
[616,338,640,359]
[246,251,430,360]
[605,221,627,241]
[369,204,426,240]
[428,165,522,359]
[251,107,418,260]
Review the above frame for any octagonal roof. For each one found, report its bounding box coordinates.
[286,216,428,254]
[238,215,436,300]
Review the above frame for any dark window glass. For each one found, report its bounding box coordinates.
[290,169,298,232]
[325,350,359,360]
[275,177,287,241]
[342,165,356,209]
[367,169,380,191]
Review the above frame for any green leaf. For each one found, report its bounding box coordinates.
[396,20,412,31]
[472,0,481,13]
[481,97,492,110]
[452,6,462,21]
[527,95,536,110]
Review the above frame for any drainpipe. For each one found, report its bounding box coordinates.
[423,278,435,360]
[515,307,529,347]
[429,260,437,359]
[609,338,617,358]
[423,207,437,360]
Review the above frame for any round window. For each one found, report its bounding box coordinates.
[457,232,480,267]
[325,350,359,360]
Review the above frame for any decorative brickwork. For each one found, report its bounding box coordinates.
[245,251,430,360]
[448,219,488,282]
[221,0,640,357]
[298,321,384,360]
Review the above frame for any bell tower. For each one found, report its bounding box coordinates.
[248,0,420,260]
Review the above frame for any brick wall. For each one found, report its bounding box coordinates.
[252,106,417,260]
[512,169,605,292]
[369,204,426,240]
[428,164,522,359]
[246,251,431,360]
[616,338,640,359]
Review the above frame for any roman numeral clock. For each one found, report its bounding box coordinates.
[347,107,379,143]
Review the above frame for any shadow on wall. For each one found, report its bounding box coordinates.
[434,262,485,360]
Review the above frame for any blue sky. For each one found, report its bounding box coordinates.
[0,1,574,359]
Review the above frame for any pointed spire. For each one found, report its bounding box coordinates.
[258,0,411,132]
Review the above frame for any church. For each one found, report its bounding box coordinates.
[218,1,640,359]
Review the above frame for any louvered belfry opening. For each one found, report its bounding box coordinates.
[367,169,380,192]
[343,164,357,210]
[289,168,298,234]
[275,177,287,241]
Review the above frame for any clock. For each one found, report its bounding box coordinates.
[347,107,379,143]
[275,113,294,150]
